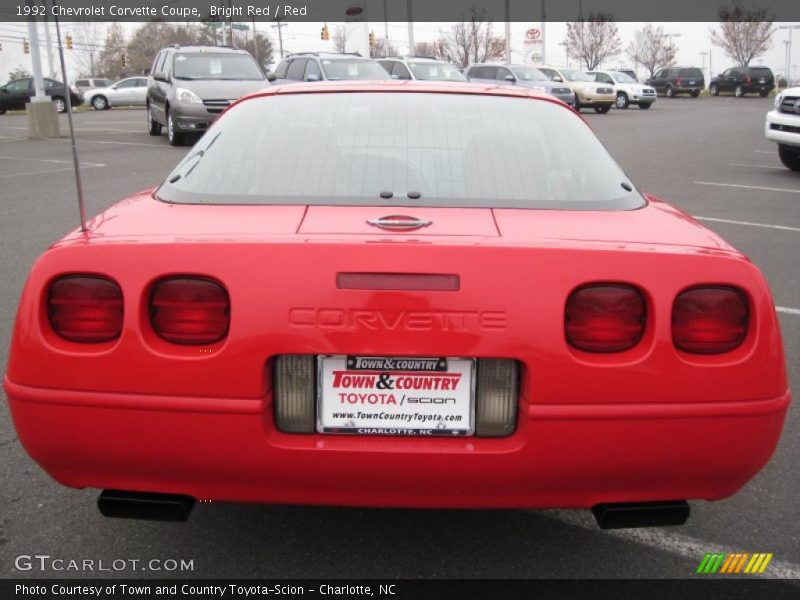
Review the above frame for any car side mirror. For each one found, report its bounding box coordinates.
[504,74,515,82]
[305,73,320,82]
[552,76,563,82]
[266,71,277,82]
[391,74,400,80]
[153,71,168,83]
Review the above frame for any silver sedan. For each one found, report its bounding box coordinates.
[86,77,148,110]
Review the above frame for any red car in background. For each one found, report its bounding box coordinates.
[4,82,790,528]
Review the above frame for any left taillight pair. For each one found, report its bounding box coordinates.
[47,276,229,345]
[565,284,749,355]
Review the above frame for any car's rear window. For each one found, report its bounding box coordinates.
[749,67,772,75]
[157,92,642,211]
[678,68,703,78]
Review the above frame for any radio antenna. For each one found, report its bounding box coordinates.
[52,3,87,232]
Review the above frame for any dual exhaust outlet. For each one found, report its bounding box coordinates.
[98,490,689,528]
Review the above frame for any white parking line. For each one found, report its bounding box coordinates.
[0,164,104,179]
[545,510,800,579]
[777,306,800,316]
[694,181,800,194]
[753,150,774,154]
[72,138,169,148]
[0,156,105,167]
[694,216,800,233]
[730,163,785,170]
[72,128,144,134]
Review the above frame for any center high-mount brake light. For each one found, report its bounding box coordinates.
[48,275,123,343]
[150,277,230,345]
[337,272,459,291]
[672,286,749,354]
[565,284,646,353]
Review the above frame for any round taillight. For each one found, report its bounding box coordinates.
[48,276,123,343]
[150,277,230,345]
[565,284,646,353]
[672,286,748,354]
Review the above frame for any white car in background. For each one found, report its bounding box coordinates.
[766,87,800,171]
[586,70,657,109]
[85,77,148,111]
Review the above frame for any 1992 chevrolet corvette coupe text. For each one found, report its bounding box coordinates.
[4,82,790,528]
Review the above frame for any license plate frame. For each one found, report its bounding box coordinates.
[316,355,476,436]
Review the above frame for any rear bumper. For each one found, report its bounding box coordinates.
[5,377,789,509]
[671,86,703,94]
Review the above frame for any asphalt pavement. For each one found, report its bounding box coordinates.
[0,96,798,580]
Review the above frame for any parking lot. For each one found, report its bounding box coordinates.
[0,96,798,579]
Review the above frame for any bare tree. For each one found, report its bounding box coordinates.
[413,41,446,60]
[710,1,775,67]
[332,25,348,54]
[237,30,274,71]
[564,14,622,71]
[96,23,128,79]
[125,23,197,75]
[438,7,504,68]
[370,37,398,58]
[626,24,677,79]
[69,21,106,77]
[8,66,32,80]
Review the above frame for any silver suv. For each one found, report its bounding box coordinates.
[269,53,390,84]
[147,46,267,146]
[377,57,467,82]
[465,63,575,106]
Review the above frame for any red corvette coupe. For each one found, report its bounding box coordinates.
[4,82,790,528]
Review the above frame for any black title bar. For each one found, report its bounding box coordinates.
[3,0,800,22]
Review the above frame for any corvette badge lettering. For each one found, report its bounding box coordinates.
[289,308,506,331]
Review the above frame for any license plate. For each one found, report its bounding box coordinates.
[317,355,475,436]
[759,78,766,84]
[688,80,696,85]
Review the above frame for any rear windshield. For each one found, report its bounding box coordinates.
[320,59,390,80]
[678,68,703,78]
[173,53,263,80]
[749,67,772,75]
[158,92,642,211]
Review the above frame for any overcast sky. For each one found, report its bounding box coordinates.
[1,20,799,82]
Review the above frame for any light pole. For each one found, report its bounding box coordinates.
[504,0,511,64]
[778,25,800,86]
[700,51,709,86]
[783,41,790,83]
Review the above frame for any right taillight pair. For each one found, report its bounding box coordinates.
[48,275,229,345]
[565,284,749,355]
